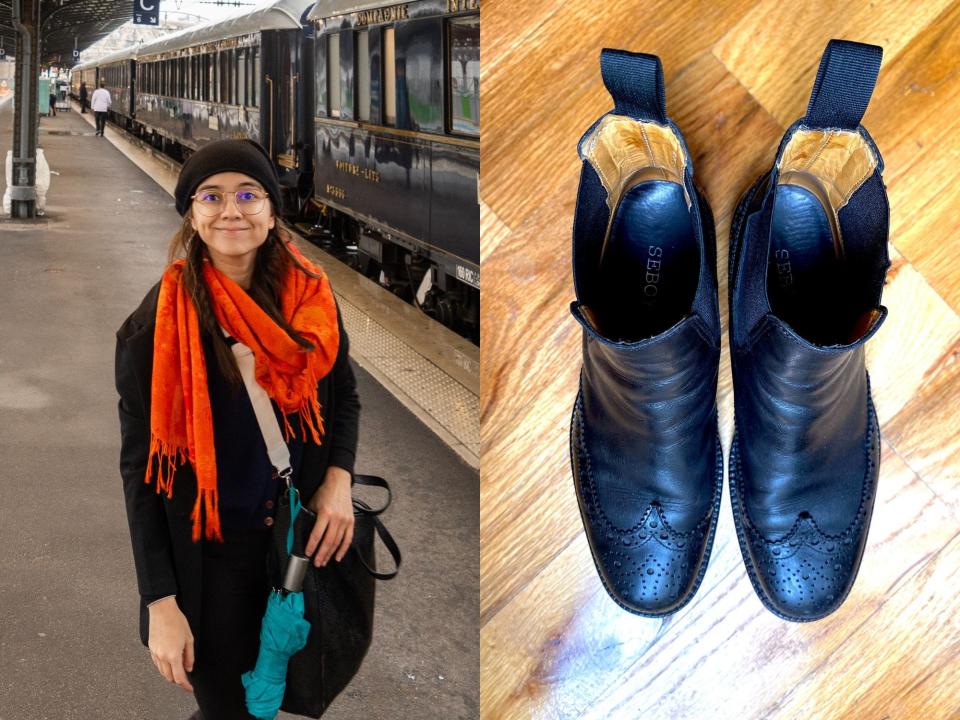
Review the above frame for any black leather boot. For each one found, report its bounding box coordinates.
[728,40,890,621]
[569,49,722,616]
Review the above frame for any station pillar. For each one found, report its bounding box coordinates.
[9,0,40,219]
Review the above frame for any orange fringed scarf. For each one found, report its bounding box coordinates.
[146,243,340,542]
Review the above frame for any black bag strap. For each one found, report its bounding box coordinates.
[350,475,400,579]
[351,502,402,580]
[600,48,667,123]
[804,39,883,130]
[351,474,392,515]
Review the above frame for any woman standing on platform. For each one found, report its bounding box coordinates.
[114,139,360,719]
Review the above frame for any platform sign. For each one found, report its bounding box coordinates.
[72,50,79,60]
[0,49,6,60]
[133,0,159,25]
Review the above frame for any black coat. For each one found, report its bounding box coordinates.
[114,281,360,649]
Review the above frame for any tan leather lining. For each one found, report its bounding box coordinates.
[848,308,883,343]
[776,128,878,213]
[580,114,690,214]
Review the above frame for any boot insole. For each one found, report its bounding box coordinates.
[592,180,699,341]
[769,181,855,344]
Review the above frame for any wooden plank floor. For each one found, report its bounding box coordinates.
[480,1,960,718]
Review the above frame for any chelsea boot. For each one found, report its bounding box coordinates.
[728,39,890,622]
[569,49,723,616]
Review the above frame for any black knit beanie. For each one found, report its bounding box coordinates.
[174,138,282,216]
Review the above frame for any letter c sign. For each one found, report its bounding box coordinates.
[132,0,159,25]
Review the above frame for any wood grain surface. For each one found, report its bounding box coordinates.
[480,1,960,718]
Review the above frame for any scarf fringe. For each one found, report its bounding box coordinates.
[191,486,223,543]
[145,435,188,498]
[277,364,326,445]
[282,390,325,446]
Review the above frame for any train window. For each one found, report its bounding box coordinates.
[447,16,479,135]
[328,33,341,118]
[217,52,224,103]
[219,51,229,104]
[252,48,260,107]
[207,54,214,102]
[357,31,370,122]
[237,50,246,107]
[213,53,218,102]
[368,27,382,123]
[384,27,395,126]
[230,51,237,105]
[314,35,327,116]
[230,50,238,105]
[394,18,443,133]
[339,31,355,120]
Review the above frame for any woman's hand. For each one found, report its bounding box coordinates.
[305,466,354,566]
[147,596,194,692]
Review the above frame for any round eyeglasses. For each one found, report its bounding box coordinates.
[190,189,268,216]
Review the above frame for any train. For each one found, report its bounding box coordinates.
[71,0,480,340]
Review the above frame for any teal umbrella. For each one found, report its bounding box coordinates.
[242,488,312,720]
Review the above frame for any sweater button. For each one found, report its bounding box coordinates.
[265,500,274,509]
[264,517,274,527]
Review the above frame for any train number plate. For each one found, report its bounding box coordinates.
[456,265,480,289]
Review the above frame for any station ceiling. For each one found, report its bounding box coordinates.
[0,0,134,66]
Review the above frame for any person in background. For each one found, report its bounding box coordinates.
[48,89,56,117]
[79,81,88,113]
[90,80,111,136]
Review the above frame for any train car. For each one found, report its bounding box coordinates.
[307,0,480,338]
[68,63,98,101]
[95,47,137,122]
[128,0,316,209]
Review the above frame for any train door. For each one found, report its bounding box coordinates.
[261,27,313,214]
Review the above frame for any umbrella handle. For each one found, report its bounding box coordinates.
[287,486,301,556]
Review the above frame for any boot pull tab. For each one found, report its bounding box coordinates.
[804,39,883,130]
[599,48,667,124]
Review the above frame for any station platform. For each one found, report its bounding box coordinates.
[0,99,478,719]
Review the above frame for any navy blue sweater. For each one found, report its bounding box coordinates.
[203,332,295,531]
